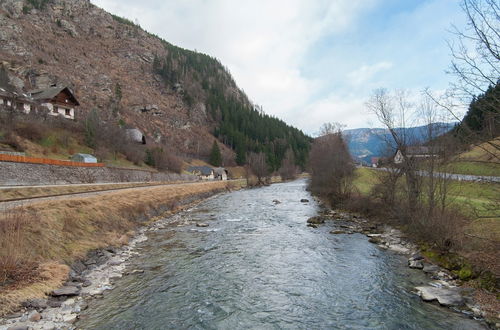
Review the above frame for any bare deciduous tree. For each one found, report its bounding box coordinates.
[278,149,298,181]
[309,124,354,205]
[247,152,269,185]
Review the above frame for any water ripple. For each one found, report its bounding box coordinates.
[78,180,485,330]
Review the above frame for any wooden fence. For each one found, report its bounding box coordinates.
[0,154,105,167]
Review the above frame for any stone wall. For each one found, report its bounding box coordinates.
[0,162,198,185]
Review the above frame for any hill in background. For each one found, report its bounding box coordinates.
[344,123,456,164]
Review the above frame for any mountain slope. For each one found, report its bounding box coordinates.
[0,0,310,167]
[345,123,456,163]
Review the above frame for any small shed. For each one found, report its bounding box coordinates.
[71,153,98,163]
[187,166,215,180]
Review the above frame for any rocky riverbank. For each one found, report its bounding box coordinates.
[0,183,234,330]
[306,207,498,329]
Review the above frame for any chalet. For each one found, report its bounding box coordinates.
[394,146,439,164]
[371,157,380,168]
[29,85,79,120]
[187,166,215,180]
[214,167,228,180]
[0,88,37,114]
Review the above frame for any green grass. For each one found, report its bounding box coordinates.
[441,161,500,177]
[352,168,499,241]
[352,168,379,195]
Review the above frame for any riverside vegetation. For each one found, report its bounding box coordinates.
[0,181,235,316]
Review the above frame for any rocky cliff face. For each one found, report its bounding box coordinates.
[0,0,235,159]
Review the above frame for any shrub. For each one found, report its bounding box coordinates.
[1,132,24,151]
[14,121,46,141]
[145,147,183,173]
[0,208,39,287]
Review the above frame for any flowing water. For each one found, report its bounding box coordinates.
[78,179,484,329]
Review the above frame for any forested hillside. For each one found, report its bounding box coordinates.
[453,82,500,142]
[0,0,310,169]
[151,42,311,169]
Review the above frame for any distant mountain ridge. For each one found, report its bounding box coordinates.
[344,123,456,163]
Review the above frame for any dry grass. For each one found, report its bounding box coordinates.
[0,182,174,201]
[0,181,230,316]
[0,262,68,316]
[457,137,500,162]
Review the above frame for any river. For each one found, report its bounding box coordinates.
[78,179,484,329]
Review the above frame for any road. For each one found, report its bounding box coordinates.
[369,167,500,183]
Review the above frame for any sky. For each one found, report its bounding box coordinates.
[90,0,466,134]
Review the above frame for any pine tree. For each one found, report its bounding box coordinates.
[209,140,222,166]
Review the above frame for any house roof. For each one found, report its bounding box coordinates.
[406,146,438,155]
[213,167,228,175]
[187,166,214,176]
[29,86,80,106]
[72,153,96,159]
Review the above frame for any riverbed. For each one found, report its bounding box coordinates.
[78,179,484,329]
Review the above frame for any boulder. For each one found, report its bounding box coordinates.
[330,230,346,235]
[51,286,80,297]
[7,326,29,330]
[415,286,465,307]
[127,269,144,275]
[196,223,209,227]
[22,298,47,310]
[409,254,424,261]
[71,260,87,274]
[368,236,383,244]
[28,310,41,322]
[307,223,318,228]
[422,264,440,274]
[272,199,281,204]
[300,199,309,203]
[408,259,424,269]
[307,216,325,224]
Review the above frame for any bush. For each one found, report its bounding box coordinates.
[0,208,39,287]
[123,143,145,165]
[1,132,24,151]
[145,147,183,173]
[14,121,46,141]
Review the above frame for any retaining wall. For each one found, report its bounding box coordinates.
[0,161,198,185]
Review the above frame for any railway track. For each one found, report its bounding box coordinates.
[0,181,195,204]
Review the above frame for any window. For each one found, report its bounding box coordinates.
[53,106,58,113]
[65,109,71,116]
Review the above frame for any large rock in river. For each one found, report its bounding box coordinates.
[51,286,80,297]
[307,216,326,224]
[415,286,465,307]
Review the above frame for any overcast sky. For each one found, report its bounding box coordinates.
[91,0,465,134]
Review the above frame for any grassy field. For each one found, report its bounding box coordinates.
[0,180,234,316]
[441,161,500,177]
[439,138,500,176]
[352,167,499,242]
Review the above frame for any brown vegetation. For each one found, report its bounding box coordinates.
[0,181,231,315]
[308,125,355,205]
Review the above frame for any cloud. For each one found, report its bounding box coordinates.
[90,0,465,133]
[347,62,393,86]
